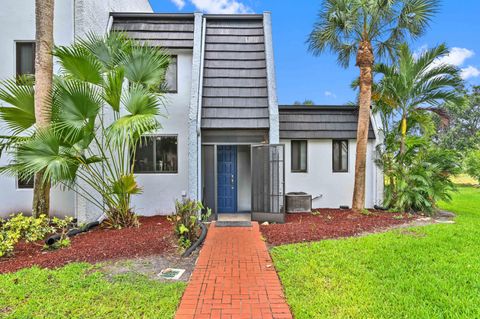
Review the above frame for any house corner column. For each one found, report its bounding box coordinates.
[371,111,385,205]
[263,12,279,144]
[188,12,204,201]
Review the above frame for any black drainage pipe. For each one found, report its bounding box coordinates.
[45,221,100,246]
[374,205,389,211]
[181,222,208,258]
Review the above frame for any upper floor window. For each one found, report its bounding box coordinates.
[133,135,178,173]
[165,55,177,93]
[16,42,36,79]
[332,140,348,172]
[291,140,307,172]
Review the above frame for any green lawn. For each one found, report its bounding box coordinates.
[271,186,480,319]
[0,263,186,318]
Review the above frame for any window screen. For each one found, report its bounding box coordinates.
[291,140,307,172]
[333,140,348,172]
[16,42,35,78]
[165,55,177,93]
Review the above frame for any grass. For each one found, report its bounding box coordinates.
[271,186,480,319]
[0,263,186,318]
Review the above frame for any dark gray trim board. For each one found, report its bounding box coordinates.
[279,105,376,140]
[111,13,195,49]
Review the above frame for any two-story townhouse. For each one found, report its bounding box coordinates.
[0,9,384,223]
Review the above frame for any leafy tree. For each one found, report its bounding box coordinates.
[464,149,480,184]
[436,86,480,152]
[33,0,55,217]
[0,33,170,228]
[373,43,464,154]
[308,0,439,211]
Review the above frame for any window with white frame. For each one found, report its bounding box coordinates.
[133,136,178,173]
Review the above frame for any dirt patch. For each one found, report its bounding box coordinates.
[260,209,417,246]
[0,216,177,274]
[99,251,198,282]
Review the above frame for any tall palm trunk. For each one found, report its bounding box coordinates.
[32,0,54,217]
[352,40,373,211]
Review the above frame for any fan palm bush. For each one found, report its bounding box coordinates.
[0,33,170,228]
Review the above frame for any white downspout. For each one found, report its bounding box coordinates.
[197,17,206,206]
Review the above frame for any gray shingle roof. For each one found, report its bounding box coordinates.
[111,13,195,48]
[279,105,376,139]
[201,15,269,129]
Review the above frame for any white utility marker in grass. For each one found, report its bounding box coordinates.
[158,268,186,280]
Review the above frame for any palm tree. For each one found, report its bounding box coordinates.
[374,43,464,154]
[33,0,55,217]
[308,0,439,211]
[0,33,171,228]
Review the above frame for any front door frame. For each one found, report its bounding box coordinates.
[217,145,238,214]
[202,143,253,220]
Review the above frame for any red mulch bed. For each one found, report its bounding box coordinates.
[260,209,415,246]
[0,216,176,274]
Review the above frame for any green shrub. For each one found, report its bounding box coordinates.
[465,149,480,184]
[0,230,18,257]
[3,214,52,242]
[381,137,461,214]
[0,214,74,257]
[171,199,210,249]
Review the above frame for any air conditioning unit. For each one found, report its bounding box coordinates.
[285,192,312,213]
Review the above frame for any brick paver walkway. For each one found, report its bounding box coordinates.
[175,222,293,319]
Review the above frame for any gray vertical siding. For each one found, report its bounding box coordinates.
[201,16,270,129]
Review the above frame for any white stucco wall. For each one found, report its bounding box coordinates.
[282,139,380,209]
[131,52,192,216]
[75,0,152,36]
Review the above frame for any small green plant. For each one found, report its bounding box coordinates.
[44,216,74,250]
[360,209,373,216]
[171,199,210,250]
[393,214,404,220]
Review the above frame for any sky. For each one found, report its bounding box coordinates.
[148,0,480,105]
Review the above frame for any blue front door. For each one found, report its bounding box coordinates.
[217,145,237,213]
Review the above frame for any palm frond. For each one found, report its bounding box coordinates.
[53,79,102,140]
[0,79,36,134]
[103,67,125,112]
[3,130,79,184]
[118,45,170,90]
[53,44,103,85]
